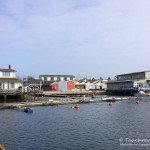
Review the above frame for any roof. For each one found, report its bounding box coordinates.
[39,75,75,77]
[27,78,42,84]
[42,81,54,85]
[117,70,150,76]
[0,68,16,72]
[0,78,21,82]
[51,82,59,85]
[107,80,133,84]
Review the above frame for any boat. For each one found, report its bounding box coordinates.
[89,99,94,102]
[74,104,80,109]
[91,94,95,99]
[24,107,33,113]
[49,99,54,102]
[15,106,33,113]
[134,91,146,97]
[108,102,112,106]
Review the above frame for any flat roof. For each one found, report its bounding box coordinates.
[107,80,133,84]
[117,70,150,76]
[0,68,16,72]
[39,75,75,77]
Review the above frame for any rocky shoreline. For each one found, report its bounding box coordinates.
[0,96,132,110]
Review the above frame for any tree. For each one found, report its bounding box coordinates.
[107,77,111,81]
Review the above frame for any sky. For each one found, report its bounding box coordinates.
[0,0,150,79]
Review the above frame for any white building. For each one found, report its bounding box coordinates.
[85,82,96,91]
[94,80,108,90]
[0,65,21,90]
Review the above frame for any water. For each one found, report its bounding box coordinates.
[1,98,150,150]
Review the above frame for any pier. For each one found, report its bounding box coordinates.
[0,90,43,101]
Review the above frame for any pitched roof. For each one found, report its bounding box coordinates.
[0,68,16,72]
[27,78,41,84]
[107,80,133,84]
[42,81,54,85]
[117,70,150,76]
[39,75,75,77]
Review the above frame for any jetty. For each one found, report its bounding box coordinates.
[0,90,43,101]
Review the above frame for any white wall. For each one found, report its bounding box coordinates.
[15,83,21,89]
[0,71,2,77]
[145,72,150,79]
[0,71,16,78]
[4,83,8,90]
[10,72,16,78]
[1,82,21,90]
[86,83,96,90]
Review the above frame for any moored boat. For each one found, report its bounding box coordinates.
[24,107,33,113]
[74,104,80,109]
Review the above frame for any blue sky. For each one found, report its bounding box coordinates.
[0,0,150,79]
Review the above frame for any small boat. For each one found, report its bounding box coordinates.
[134,91,146,97]
[15,106,33,113]
[24,107,33,113]
[74,104,80,109]
[49,99,54,102]
[89,99,94,102]
[108,102,112,106]
[136,100,140,104]
[91,94,95,99]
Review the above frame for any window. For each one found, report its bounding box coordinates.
[41,77,44,81]
[67,77,70,81]
[60,77,64,81]
[47,77,51,81]
[3,72,10,77]
[10,83,15,89]
[54,77,58,81]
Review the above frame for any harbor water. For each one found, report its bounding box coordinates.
[1,98,150,150]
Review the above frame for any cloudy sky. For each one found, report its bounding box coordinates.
[0,0,150,79]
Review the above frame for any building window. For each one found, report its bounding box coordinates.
[3,72,10,77]
[60,77,64,81]
[10,83,15,89]
[54,77,58,81]
[41,77,44,81]
[47,77,51,81]
[67,77,70,81]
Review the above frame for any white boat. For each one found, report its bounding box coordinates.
[134,91,145,97]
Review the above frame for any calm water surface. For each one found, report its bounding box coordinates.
[1,98,150,150]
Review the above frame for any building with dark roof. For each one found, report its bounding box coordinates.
[107,71,150,95]
[0,65,21,90]
[23,76,42,90]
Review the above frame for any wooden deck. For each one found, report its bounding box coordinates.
[0,90,43,101]
[0,90,43,95]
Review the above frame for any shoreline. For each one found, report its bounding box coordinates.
[0,96,136,110]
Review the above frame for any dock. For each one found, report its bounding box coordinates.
[0,90,43,101]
